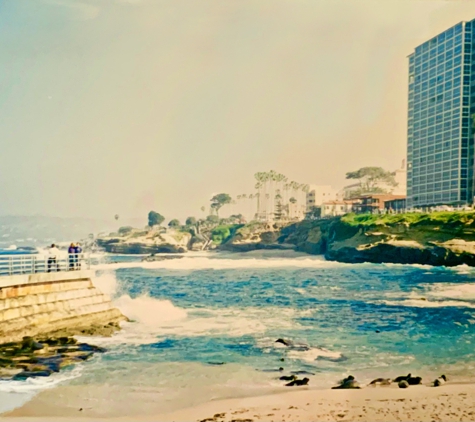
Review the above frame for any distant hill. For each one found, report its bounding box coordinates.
[0,215,144,248]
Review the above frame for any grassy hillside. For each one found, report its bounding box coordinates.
[341,211,475,229]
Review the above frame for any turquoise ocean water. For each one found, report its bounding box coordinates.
[2,250,475,413]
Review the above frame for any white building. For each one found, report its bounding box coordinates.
[391,159,407,196]
[284,202,305,221]
[321,200,355,217]
[306,185,337,212]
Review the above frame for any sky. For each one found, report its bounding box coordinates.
[1,0,475,223]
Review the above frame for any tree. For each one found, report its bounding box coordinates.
[229,214,246,223]
[168,219,180,228]
[210,193,232,217]
[148,211,165,227]
[206,214,220,224]
[185,217,197,226]
[345,167,397,195]
[274,191,283,221]
[118,226,134,235]
[305,206,321,220]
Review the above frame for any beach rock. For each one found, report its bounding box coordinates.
[0,337,106,380]
[35,356,62,372]
[61,351,93,361]
[369,378,392,386]
[0,345,22,357]
[285,377,309,386]
[21,336,44,351]
[0,367,23,378]
[13,370,52,380]
[80,343,106,353]
[16,363,51,372]
[0,357,14,366]
[96,229,192,254]
[398,380,409,388]
[40,337,77,347]
[434,375,447,387]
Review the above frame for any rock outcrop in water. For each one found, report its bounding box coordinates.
[277,212,475,267]
[217,222,296,252]
[0,336,105,380]
[96,211,475,266]
[96,228,191,254]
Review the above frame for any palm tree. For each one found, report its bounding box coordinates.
[254,193,261,220]
[255,171,269,220]
[274,190,283,221]
[248,193,254,221]
[241,194,247,219]
[254,181,263,219]
[290,181,298,204]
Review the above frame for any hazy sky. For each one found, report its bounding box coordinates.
[1,0,474,222]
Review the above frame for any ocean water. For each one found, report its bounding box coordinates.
[3,250,475,414]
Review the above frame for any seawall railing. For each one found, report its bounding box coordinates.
[0,254,91,276]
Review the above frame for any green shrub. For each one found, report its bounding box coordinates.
[211,224,243,244]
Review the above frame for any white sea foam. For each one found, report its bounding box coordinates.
[287,347,343,363]
[89,271,302,345]
[0,365,84,413]
[92,253,350,272]
[424,282,475,300]
[374,279,475,309]
[381,298,475,309]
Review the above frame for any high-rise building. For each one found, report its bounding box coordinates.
[407,20,475,208]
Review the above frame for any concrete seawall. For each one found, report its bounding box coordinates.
[0,271,126,343]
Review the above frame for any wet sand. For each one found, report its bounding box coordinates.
[3,383,475,421]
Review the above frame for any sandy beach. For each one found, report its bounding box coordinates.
[3,382,475,422]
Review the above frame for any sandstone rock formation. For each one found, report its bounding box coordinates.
[97,228,191,254]
[0,336,106,380]
[278,212,475,267]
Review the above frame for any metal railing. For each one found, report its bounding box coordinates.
[0,254,91,277]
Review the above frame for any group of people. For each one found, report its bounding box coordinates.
[47,243,83,272]
[68,243,83,271]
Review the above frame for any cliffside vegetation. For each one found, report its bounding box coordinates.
[97,208,475,266]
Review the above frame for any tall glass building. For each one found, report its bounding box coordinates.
[407,20,475,208]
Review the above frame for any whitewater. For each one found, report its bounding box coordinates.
[2,250,475,415]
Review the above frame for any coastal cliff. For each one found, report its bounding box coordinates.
[278,212,475,266]
[96,228,191,254]
[95,212,475,266]
[215,211,475,266]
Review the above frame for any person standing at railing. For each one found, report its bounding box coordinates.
[68,243,76,271]
[47,244,60,272]
[74,242,82,270]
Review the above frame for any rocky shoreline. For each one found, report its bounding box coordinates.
[0,336,106,381]
[96,212,475,267]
